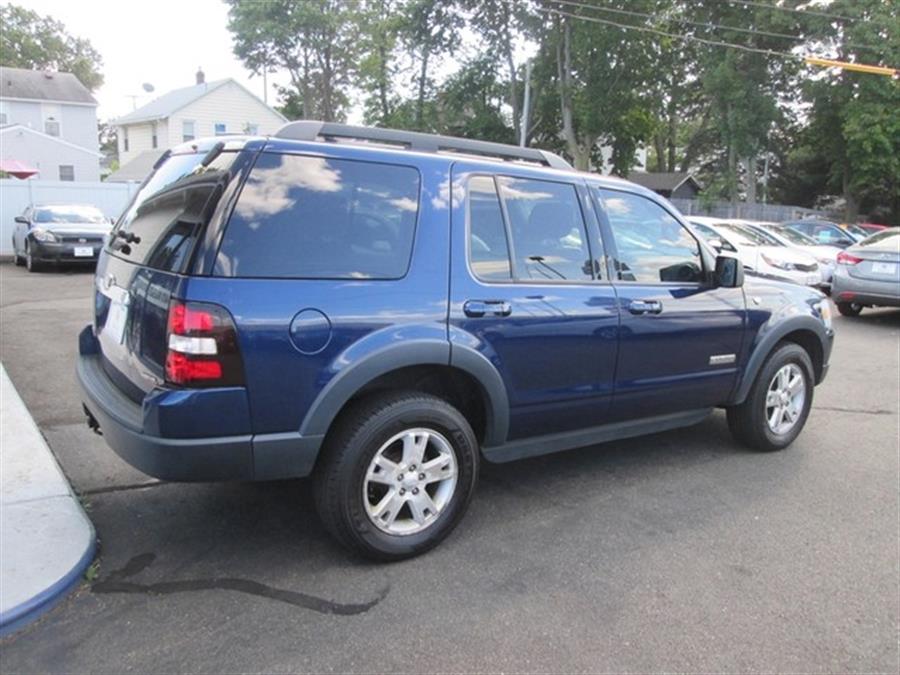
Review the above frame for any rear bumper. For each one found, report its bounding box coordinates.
[833,291,900,308]
[76,327,322,481]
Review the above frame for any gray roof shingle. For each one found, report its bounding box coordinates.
[627,172,701,192]
[105,150,165,182]
[0,66,96,104]
[112,79,230,125]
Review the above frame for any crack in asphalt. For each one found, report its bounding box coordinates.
[813,405,895,416]
[92,553,390,616]
[81,481,166,496]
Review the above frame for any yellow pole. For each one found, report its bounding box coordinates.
[804,56,899,77]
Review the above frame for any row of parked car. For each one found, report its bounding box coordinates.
[686,216,899,317]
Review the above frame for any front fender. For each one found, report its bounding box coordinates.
[730,314,832,404]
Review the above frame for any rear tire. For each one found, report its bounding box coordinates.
[727,342,814,452]
[313,391,479,560]
[836,301,862,317]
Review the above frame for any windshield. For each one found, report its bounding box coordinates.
[718,223,770,247]
[34,205,107,224]
[772,225,816,245]
[741,225,784,246]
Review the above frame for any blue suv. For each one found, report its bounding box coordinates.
[77,122,834,559]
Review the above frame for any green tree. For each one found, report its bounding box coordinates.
[0,3,103,90]
[398,0,462,131]
[791,0,900,224]
[225,0,358,121]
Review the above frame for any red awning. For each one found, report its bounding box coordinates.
[0,159,39,179]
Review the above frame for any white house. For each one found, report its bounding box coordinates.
[0,66,101,181]
[108,69,285,182]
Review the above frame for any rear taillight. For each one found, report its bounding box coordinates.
[165,300,244,387]
[837,251,862,265]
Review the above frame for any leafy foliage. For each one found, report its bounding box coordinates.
[223,0,899,224]
[0,3,103,91]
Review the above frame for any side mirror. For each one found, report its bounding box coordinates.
[837,238,854,247]
[714,255,744,288]
[707,238,724,252]
[14,216,28,225]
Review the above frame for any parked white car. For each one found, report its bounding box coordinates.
[740,221,841,290]
[687,217,824,288]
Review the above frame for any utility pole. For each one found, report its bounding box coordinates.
[519,59,533,147]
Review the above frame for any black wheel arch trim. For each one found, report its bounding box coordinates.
[298,340,510,447]
[730,315,832,405]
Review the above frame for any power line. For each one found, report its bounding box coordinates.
[723,0,865,23]
[534,4,801,61]
[549,0,881,53]
[531,4,898,75]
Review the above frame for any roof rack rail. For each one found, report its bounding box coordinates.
[274,121,573,171]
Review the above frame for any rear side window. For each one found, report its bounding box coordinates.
[112,151,238,273]
[216,154,420,279]
[498,177,593,282]
[467,175,594,283]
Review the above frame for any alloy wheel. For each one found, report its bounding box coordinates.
[765,363,806,435]
[363,428,458,536]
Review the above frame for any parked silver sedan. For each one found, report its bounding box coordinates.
[832,229,900,316]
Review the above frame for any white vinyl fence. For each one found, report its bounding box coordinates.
[0,179,140,256]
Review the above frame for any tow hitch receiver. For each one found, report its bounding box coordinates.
[83,405,102,435]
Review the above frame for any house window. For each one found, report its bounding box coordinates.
[214,122,227,136]
[59,165,75,181]
[42,103,61,136]
[244,123,258,135]
[182,120,195,142]
[123,127,130,152]
[0,101,8,125]
[151,122,158,149]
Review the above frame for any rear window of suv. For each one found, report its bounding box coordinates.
[214,153,420,279]
[111,150,240,273]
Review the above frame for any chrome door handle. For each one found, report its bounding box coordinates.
[628,299,663,315]
[463,300,512,318]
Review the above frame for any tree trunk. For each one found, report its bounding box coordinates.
[666,99,677,172]
[415,48,430,129]
[378,43,390,121]
[744,155,757,203]
[842,162,859,222]
[505,40,520,142]
[728,141,738,207]
[556,17,579,164]
[653,134,666,172]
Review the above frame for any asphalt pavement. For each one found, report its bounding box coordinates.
[0,261,897,674]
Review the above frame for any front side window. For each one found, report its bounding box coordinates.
[216,153,420,279]
[182,120,195,142]
[497,177,592,282]
[597,189,703,283]
[58,165,75,181]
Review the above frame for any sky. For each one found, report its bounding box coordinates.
[19,0,291,122]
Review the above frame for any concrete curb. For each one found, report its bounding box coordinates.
[0,364,96,636]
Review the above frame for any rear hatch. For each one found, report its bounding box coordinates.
[94,141,252,400]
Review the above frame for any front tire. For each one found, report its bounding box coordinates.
[727,342,814,452]
[25,242,42,273]
[313,391,479,560]
[836,301,862,317]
